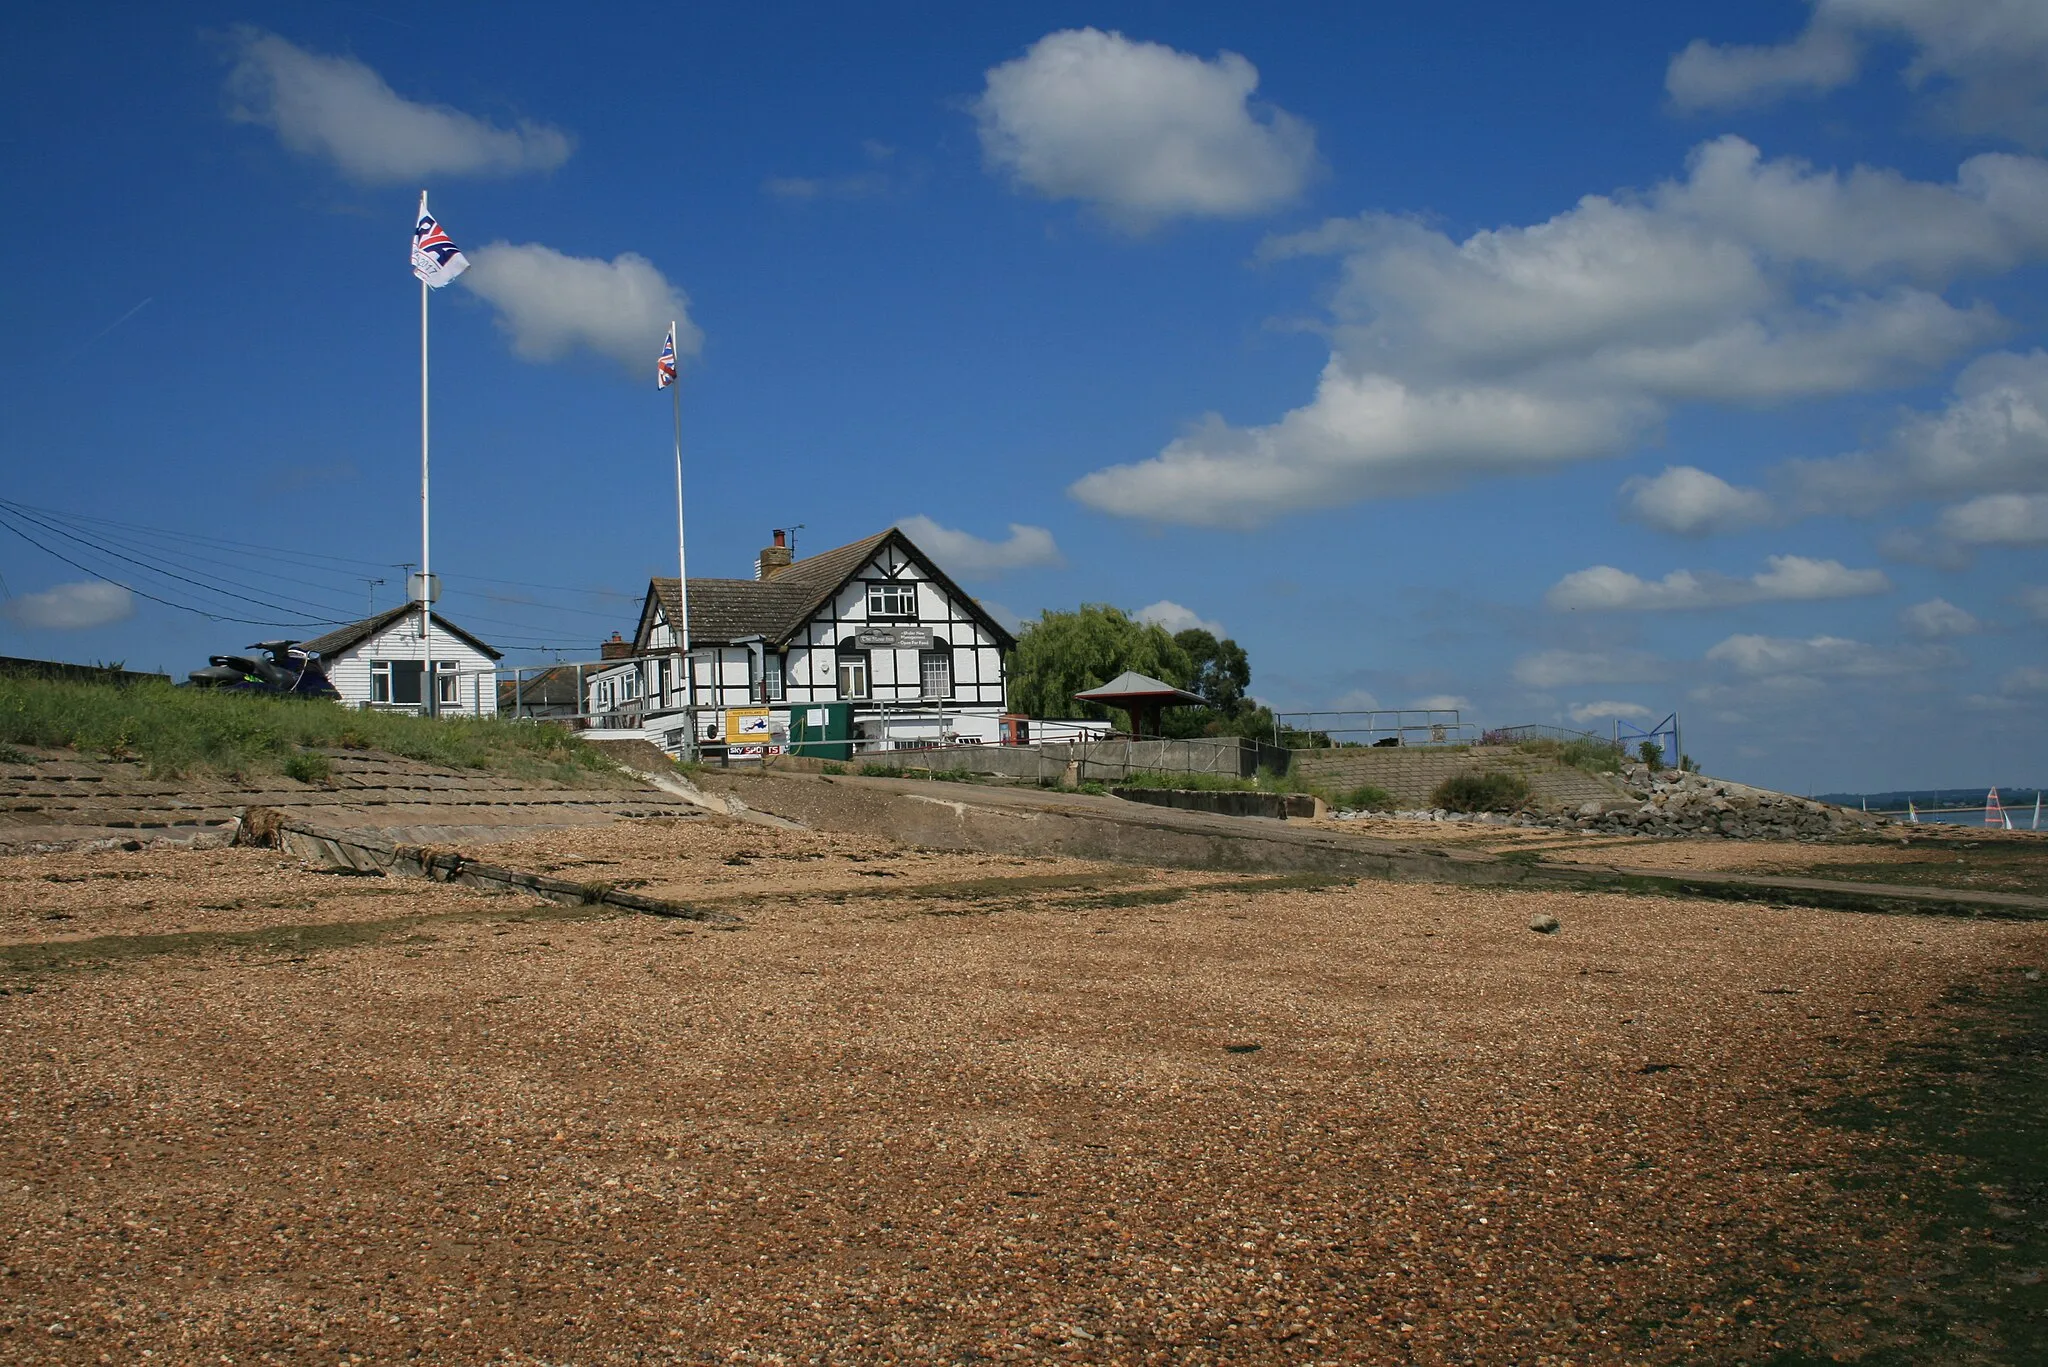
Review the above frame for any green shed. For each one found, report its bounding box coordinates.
[786,701,855,760]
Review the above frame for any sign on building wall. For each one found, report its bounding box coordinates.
[855,625,934,649]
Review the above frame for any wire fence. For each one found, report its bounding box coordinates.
[1274,709,1476,748]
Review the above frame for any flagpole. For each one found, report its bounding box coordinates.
[419,191,436,718]
[671,322,694,755]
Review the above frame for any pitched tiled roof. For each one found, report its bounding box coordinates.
[641,527,1016,651]
[296,605,503,662]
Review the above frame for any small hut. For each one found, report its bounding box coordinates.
[1072,671,1207,738]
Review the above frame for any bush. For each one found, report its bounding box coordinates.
[857,761,896,777]
[282,750,332,784]
[1431,771,1531,813]
[819,762,846,776]
[1330,783,1396,811]
[1637,741,1665,771]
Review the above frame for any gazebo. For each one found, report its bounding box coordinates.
[1072,670,1208,738]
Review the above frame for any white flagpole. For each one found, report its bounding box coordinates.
[419,190,436,717]
[671,321,694,751]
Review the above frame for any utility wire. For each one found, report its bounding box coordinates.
[0,502,354,623]
[0,509,334,627]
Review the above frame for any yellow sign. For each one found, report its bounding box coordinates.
[724,707,772,741]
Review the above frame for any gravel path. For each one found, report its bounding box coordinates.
[2,828,2040,1364]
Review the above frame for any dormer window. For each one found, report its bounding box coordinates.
[867,582,917,619]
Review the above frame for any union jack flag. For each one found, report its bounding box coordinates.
[410,193,469,288]
[657,324,678,390]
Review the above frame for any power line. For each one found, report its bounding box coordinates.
[0,501,356,623]
[0,508,334,627]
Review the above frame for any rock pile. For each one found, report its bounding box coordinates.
[1331,808,1545,827]
[1548,767,1882,841]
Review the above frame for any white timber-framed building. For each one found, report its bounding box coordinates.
[593,526,1016,754]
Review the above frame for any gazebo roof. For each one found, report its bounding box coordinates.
[1072,670,1207,708]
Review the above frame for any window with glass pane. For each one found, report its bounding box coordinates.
[919,651,951,699]
[438,662,459,705]
[764,653,785,701]
[867,582,917,618]
[837,656,869,699]
[370,661,391,703]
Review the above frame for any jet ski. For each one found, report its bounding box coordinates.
[185,640,340,699]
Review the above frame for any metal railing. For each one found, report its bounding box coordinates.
[1275,709,1476,748]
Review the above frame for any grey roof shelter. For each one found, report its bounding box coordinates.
[1072,670,1208,738]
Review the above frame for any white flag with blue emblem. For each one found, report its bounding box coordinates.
[410,192,469,288]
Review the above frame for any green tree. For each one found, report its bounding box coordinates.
[1161,627,1272,740]
[1007,605,1195,722]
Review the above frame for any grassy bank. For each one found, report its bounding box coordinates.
[0,675,615,783]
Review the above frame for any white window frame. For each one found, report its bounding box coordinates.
[919,650,952,700]
[370,660,392,704]
[437,660,459,706]
[837,655,870,699]
[867,581,917,619]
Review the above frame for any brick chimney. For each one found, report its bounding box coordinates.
[600,632,633,660]
[756,528,793,581]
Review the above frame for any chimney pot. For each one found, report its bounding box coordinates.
[600,631,633,660]
[773,529,786,548]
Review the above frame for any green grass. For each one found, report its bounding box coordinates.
[0,675,618,783]
[1513,735,1626,773]
[1432,770,1532,812]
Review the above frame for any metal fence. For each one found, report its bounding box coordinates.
[1274,709,1476,748]
[1481,723,1612,747]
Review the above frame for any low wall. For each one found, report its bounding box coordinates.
[1112,788,1322,820]
[841,736,1290,785]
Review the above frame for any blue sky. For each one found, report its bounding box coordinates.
[2,1,2045,793]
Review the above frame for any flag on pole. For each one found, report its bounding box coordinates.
[657,324,678,390]
[411,193,469,288]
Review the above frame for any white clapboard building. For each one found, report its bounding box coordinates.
[296,605,502,717]
[595,527,1015,754]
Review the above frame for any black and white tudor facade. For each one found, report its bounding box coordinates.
[589,527,1016,754]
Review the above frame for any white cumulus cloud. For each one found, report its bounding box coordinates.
[1,581,134,630]
[1900,597,1983,638]
[1936,492,2048,545]
[1667,20,1861,112]
[1667,0,2048,147]
[1704,632,1957,678]
[224,29,572,182]
[1410,694,1471,712]
[1622,465,1774,536]
[894,517,1064,577]
[974,28,1317,227]
[1511,649,1669,688]
[461,245,699,372]
[1132,600,1225,637]
[1783,350,2048,513]
[1071,138,2031,526]
[1546,555,1888,610]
